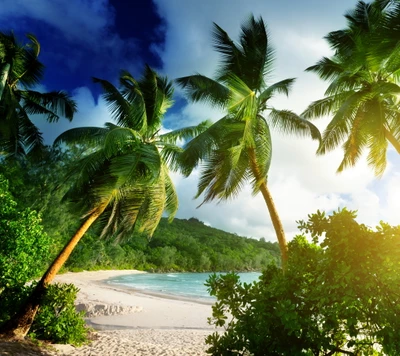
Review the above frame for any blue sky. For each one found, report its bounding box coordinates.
[1,0,399,241]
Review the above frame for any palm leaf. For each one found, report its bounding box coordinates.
[21,90,77,121]
[250,117,272,193]
[162,164,179,221]
[336,109,368,172]
[159,120,212,144]
[179,116,244,176]
[268,109,321,141]
[258,78,296,106]
[318,90,373,154]
[175,74,230,108]
[103,127,141,158]
[93,77,144,130]
[54,126,109,147]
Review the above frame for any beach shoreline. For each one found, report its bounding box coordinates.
[51,269,216,355]
[0,270,218,355]
[53,270,216,330]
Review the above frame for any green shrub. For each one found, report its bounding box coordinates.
[0,284,35,326]
[0,175,51,290]
[0,175,51,326]
[206,209,400,355]
[30,283,88,346]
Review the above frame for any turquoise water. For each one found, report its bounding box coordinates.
[107,272,261,300]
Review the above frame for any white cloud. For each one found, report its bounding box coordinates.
[154,0,400,241]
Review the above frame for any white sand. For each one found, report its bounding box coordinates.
[49,270,218,355]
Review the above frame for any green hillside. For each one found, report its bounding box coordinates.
[66,217,280,272]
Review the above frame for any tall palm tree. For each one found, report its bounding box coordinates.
[0,32,76,159]
[2,66,208,338]
[176,15,320,267]
[302,0,400,176]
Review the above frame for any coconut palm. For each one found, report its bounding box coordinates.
[2,66,209,338]
[302,0,400,176]
[0,32,76,159]
[176,15,320,267]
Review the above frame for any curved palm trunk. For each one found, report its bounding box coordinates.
[384,127,400,154]
[1,204,107,339]
[248,148,288,270]
[0,63,10,100]
[258,181,288,268]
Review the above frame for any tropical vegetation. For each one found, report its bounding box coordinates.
[1,0,400,353]
[206,209,400,355]
[0,32,76,159]
[176,15,320,267]
[1,66,208,338]
[303,0,400,176]
[0,174,88,345]
[67,217,280,272]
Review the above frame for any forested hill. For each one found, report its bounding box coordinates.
[67,217,280,272]
[0,159,279,273]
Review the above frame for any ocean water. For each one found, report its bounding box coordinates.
[107,272,262,300]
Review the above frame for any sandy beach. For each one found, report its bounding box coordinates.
[0,270,218,356]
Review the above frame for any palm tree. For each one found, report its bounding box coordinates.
[2,66,209,338]
[0,32,76,159]
[176,15,320,268]
[302,0,400,176]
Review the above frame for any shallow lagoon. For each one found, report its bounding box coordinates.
[107,272,261,300]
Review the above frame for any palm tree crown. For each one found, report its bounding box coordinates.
[56,66,209,238]
[177,15,320,266]
[0,32,76,159]
[303,0,400,176]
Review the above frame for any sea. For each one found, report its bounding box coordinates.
[107,272,262,300]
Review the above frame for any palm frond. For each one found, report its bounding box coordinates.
[139,65,174,132]
[18,108,45,158]
[318,90,373,154]
[305,57,345,82]
[225,73,257,121]
[54,126,109,147]
[93,77,144,130]
[336,109,368,172]
[159,143,183,172]
[302,93,347,119]
[367,131,387,176]
[258,78,296,105]
[21,90,77,121]
[135,178,166,237]
[103,127,141,158]
[249,117,272,193]
[196,146,250,204]
[268,109,321,141]
[159,120,212,145]
[162,164,179,221]
[238,15,272,89]
[108,143,161,187]
[175,74,230,108]
[212,22,242,80]
[325,30,355,53]
[179,116,244,176]
[13,33,44,88]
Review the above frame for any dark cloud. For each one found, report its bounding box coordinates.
[0,0,164,95]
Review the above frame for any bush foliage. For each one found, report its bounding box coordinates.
[206,209,400,355]
[30,283,89,345]
[0,175,88,345]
